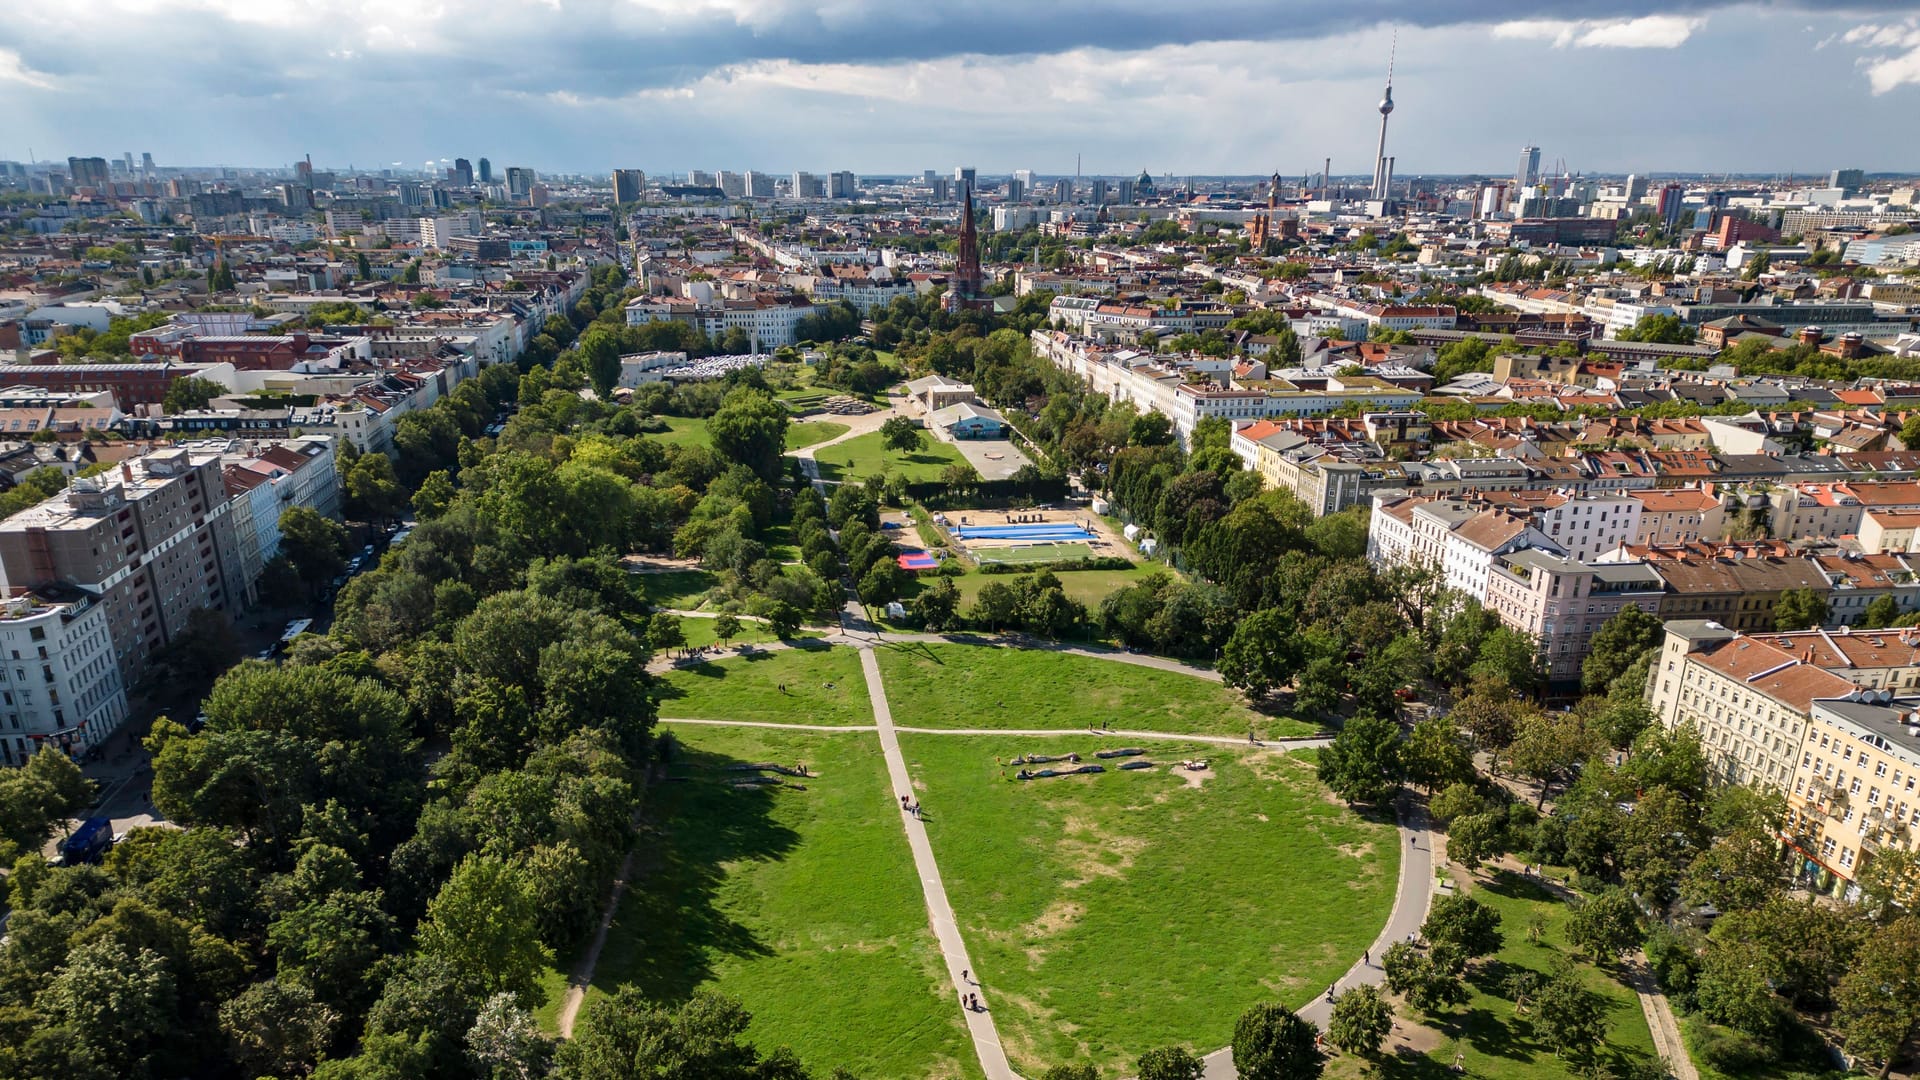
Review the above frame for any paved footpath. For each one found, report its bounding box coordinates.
[858,646,1018,1080]
[1201,795,1435,1079]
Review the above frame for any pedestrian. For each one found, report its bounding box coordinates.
[1325,984,1335,1002]
[901,795,910,811]
[1363,950,1370,966]
[963,969,970,984]
[1248,728,1255,745]
[1408,835,1416,847]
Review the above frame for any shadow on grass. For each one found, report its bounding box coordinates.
[1479,868,1561,905]
[589,741,802,1004]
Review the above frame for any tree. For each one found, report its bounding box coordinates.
[1864,593,1903,630]
[1507,709,1594,807]
[413,469,456,521]
[37,938,180,1076]
[1403,716,1473,794]
[1566,887,1642,962]
[0,745,94,862]
[1230,1001,1322,1080]
[219,979,339,1078]
[209,259,236,291]
[356,251,372,280]
[1429,782,1486,827]
[467,991,555,1080]
[648,612,686,656]
[1681,826,1784,914]
[1137,1046,1205,1080]
[345,451,407,524]
[555,989,808,1080]
[1773,587,1829,631]
[1218,608,1299,700]
[708,388,791,482]
[1382,940,1468,1013]
[1617,314,1694,345]
[417,855,552,1008]
[912,576,961,631]
[713,613,742,648]
[1326,983,1392,1058]
[1447,812,1511,869]
[1422,893,1503,962]
[1041,1068,1097,1080]
[1581,606,1663,694]
[1315,713,1402,806]
[1835,916,1920,1077]
[279,505,349,594]
[879,415,925,454]
[1531,962,1608,1062]
[162,375,226,413]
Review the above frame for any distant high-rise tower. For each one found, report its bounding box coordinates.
[954,165,977,190]
[453,157,474,187]
[946,181,984,311]
[140,152,154,178]
[478,157,493,184]
[1515,146,1541,191]
[506,167,535,199]
[612,169,646,204]
[67,156,109,191]
[1370,72,1395,201]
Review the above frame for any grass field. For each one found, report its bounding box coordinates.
[549,726,981,1079]
[656,645,873,726]
[953,566,1164,609]
[971,542,1095,565]
[640,569,721,610]
[648,415,714,449]
[788,420,850,450]
[813,431,968,482]
[1326,869,1659,1080]
[676,616,822,651]
[875,641,1319,738]
[900,737,1396,1077]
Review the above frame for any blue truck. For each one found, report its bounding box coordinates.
[58,817,113,865]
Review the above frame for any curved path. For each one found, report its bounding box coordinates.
[1201,795,1433,1079]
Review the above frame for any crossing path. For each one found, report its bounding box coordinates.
[858,646,1018,1080]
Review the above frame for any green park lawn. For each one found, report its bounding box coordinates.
[812,431,968,482]
[550,726,981,1080]
[675,616,821,651]
[951,565,1163,609]
[787,420,850,450]
[875,641,1319,738]
[647,415,713,449]
[656,645,873,726]
[900,737,1396,1077]
[639,569,721,610]
[1327,869,1659,1080]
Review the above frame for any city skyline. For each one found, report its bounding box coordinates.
[4,3,1920,175]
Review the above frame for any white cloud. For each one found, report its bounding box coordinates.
[1838,18,1920,94]
[1492,15,1705,50]
[0,48,56,89]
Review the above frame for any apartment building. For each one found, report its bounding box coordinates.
[1787,695,1920,897]
[1647,621,1851,788]
[0,587,126,765]
[218,437,341,603]
[1633,548,1832,632]
[1629,487,1726,546]
[0,448,243,683]
[1646,621,1920,899]
[1484,550,1663,686]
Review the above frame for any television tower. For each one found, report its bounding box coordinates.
[1370,32,1396,201]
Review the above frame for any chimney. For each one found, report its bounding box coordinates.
[120,462,133,484]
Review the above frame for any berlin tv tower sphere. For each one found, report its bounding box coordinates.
[1378,90,1395,115]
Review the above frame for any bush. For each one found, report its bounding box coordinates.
[1686,1016,1778,1075]
[978,556,1135,575]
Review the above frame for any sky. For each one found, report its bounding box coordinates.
[4,1,1920,178]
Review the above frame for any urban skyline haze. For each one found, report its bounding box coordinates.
[4,2,1920,176]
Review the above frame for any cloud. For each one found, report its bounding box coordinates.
[1492,15,1706,49]
[1838,17,1920,93]
[0,48,56,90]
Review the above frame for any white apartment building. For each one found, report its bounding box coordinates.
[1530,493,1643,562]
[1647,621,1853,789]
[0,590,126,766]
[1368,494,1565,600]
